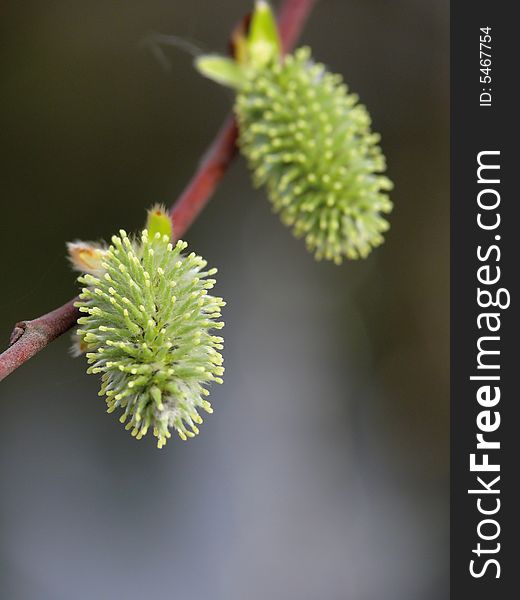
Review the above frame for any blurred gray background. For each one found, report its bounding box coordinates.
[0,1,449,598]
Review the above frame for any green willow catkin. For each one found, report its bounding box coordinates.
[71,222,225,448]
[236,47,393,263]
[196,1,393,263]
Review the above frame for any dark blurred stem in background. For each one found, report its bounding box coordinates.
[0,0,317,383]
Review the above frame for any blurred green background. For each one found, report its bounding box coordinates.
[0,1,448,598]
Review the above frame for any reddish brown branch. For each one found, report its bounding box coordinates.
[277,0,317,54]
[0,299,79,381]
[170,116,239,236]
[0,0,316,383]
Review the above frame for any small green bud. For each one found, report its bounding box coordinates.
[247,1,281,68]
[146,204,172,239]
[70,215,225,448]
[195,2,280,86]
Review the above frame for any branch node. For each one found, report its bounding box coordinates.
[9,324,26,346]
